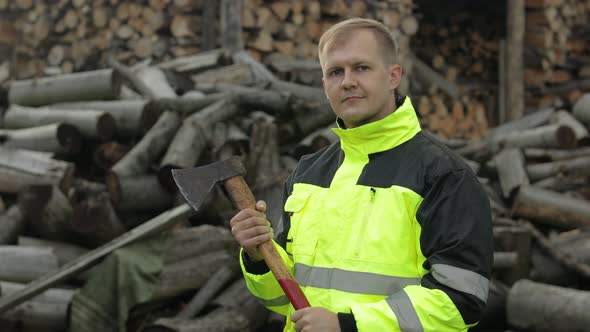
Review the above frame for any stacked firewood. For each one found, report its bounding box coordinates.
[524,0,590,109]
[409,1,501,139]
[0,0,418,95]
[0,47,589,330]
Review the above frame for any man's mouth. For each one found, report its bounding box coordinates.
[343,96,363,102]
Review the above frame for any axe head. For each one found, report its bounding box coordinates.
[172,156,246,212]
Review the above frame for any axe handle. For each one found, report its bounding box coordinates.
[224,176,311,310]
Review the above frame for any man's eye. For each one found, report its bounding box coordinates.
[357,66,369,71]
[329,70,342,77]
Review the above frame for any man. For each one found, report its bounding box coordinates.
[230,18,493,332]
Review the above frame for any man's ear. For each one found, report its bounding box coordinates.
[388,64,402,90]
[322,77,329,100]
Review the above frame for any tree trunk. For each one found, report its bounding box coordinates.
[159,99,239,190]
[0,206,25,245]
[0,123,83,155]
[18,184,74,242]
[526,156,590,181]
[0,246,59,283]
[507,279,590,332]
[153,251,236,299]
[572,93,590,125]
[0,147,75,194]
[524,147,590,161]
[50,100,150,137]
[512,185,590,229]
[8,68,121,107]
[107,175,173,211]
[496,124,577,150]
[4,105,116,141]
[506,0,524,121]
[494,148,529,198]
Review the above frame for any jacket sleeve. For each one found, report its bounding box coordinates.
[240,176,295,316]
[348,168,494,331]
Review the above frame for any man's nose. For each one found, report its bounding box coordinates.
[341,69,357,89]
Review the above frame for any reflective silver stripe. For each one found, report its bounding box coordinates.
[431,263,489,302]
[294,263,420,295]
[256,295,290,307]
[387,291,424,332]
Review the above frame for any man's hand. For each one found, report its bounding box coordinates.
[229,200,273,262]
[291,307,340,332]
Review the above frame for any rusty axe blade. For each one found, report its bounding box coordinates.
[171,156,246,212]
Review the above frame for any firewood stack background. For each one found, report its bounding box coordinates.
[0,1,589,332]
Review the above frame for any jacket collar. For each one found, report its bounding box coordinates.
[332,96,421,156]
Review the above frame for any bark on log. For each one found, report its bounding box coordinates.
[524,147,590,161]
[0,206,25,245]
[107,175,173,211]
[526,156,590,182]
[496,124,577,150]
[0,147,75,194]
[159,99,239,190]
[163,225,235,264]
[108,111,181,178]
[176,265,239,319]
[18,236,89,266]
[143,93,225,125]
[572,93,590,125]
[144,309,250,332]
[4,105,116,141]
[8,69,122,107]
[18,184,73,242]
[533,175,588,192]
[153,250,236,299]
[512,185,590,229]
[493,252,518,269]
[0,281,74,304]
[158,49,227,73]
[507,279,590,332]
[494,148,529,198]
[50,100,150,137]
[0,123,83,155]
[487,107,554,141]
[0,246,59,283]
[0,300,69,332]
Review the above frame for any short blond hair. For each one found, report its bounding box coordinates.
[318,18,399,66]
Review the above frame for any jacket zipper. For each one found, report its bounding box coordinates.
[353,187,376,258]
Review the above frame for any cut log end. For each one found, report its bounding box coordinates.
[158,165,179,193]
[104,171,120,204]
[556,125,577,149]
[96,113,117,141]
[56,123,83,155]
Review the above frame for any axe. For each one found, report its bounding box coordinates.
[172,156,310,310]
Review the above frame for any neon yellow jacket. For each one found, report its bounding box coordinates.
[240,96,493,331]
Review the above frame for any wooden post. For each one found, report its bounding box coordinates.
[506,0,525,121]
[220,0,243,52]
[498,39,507,125]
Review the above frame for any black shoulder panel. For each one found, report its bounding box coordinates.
[357,132,475,195]
[292,141,344,188]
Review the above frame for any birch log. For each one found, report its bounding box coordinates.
[8,68,122,106]
[494,148,529,198]
[572,93,590,125]
[0,123,83,155]
[158,98,239,190]
[0,246,59,283]
[0,206,25,245]
[18,185,73,242]
[0,147,75,194]
[4,105,116,140]
[512,185,590,229]
[507,279,590,332]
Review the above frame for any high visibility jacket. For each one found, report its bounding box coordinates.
[240,96,493,331]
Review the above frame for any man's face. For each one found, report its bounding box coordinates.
[320,29,402,128]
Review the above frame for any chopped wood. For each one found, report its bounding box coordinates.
[0,246,59,283]
[8,69,122,107]
[573,93,590,125]
[507,279,590,332]
[0,123,83,155]
[526,156,590,181]
[0,206,25,245]
[512,185,590,229]
[4,105,116,141]
[0,147,75,194]
[494,148,530,198]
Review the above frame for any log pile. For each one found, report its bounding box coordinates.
[0,46,589,330]
[0,0,418,96]
[524,0,590,110]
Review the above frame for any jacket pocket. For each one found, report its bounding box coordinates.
[284,192,316,257]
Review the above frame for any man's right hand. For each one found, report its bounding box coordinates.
[230,200,273,262]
